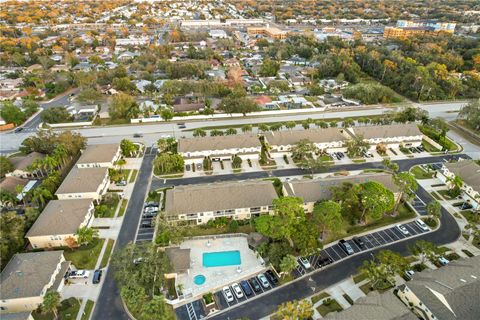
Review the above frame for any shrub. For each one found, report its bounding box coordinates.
[343,83,402,104]
[229,220,239,232]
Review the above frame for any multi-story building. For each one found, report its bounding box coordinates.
[55,166,110,201]
[438,160,480,210]
[0,251,70,314]
[384,20,456,38]
[177,134,262,162]
[247,26,288,40]
[347,123,424,150]
[26,199,95,249]
[164,181,278,224]
[76,143,120,168]
[263,128,350,154]
[283,173,400,213]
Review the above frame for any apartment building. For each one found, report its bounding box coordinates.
[76,143,120,168]
[55,166,109,201]
[26,199,94,249]
[0,251,70,314]
[438,160,480,210]
[347,123,424,150]
[247,26,288,39]
[164,181,278,224]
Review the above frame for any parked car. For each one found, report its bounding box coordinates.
[338,239,354,255]
[265,270,278,285]
[249,278,261,292]
[415,219,430,231]
[69,270,90,279]
[115,180,127,186]
[144,202,159,208]
[144,206,159,213]
[396,224,410,235]
[404,270,415,280]
[196,163,202,170]
[133,133,143,138]
[316,257,333,268]
[257,273,270,288]
[438,256,450,266]
[222,286,234,302]
[14,127,23,133]
[231,283,244,299]
[177,122,186,129]
[299,257,311,269]
[240,280,253,296]
[141,220,153,228]
[92,269,103,284]
[352,236,365,249]
[186,164,191,171]
[142,211,157,218]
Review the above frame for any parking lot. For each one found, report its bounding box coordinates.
[292,220,430,278]
[134,202,159,243]
[175,219,430,320]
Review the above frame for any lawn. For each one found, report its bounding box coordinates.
[352,159,366,163]
[422,140,440,153]
[186,224,255,237]
[129,169,138,183]
[81,300,94,320]
[359,282,372,295]
[33,298,80,320]
[353,272,368,284]
[410,166,434,179]
[311,292,330,305]
[345,203,415,236]
[437,189,455,200]
[460,210,479,224]
[100,239,115,268]
[431,192,442,200]
[63,238,105,270]
[118,199,128,217]
[316,298,343,316]
[94,193,120,218]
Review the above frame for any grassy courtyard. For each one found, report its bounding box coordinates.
[63,238,105,269]
[33,298,80,320]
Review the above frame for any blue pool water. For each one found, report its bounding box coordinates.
[203,250,241,267]
[193,275,206,285]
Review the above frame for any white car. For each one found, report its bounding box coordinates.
[222,286,234,302]
[396,224,409,235]
[438,256,450,266]
[144,207,159,213]
[257,273,270,288]
[69,270,90,279]
[231,283,244,299]
[405,270,415,280]
[299,257,311,269]
[415,219,430,231]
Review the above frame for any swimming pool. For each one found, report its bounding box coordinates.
[193,275,206,285]
[203,250,241,267]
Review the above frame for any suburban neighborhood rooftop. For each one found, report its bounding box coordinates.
[177,134,261,153]
[55,166,108,195]
[76,143,119,165]
[348,123,423,139]
[444,160,480,191]
[264,128,348,146]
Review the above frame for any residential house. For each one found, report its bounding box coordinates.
[264,128,350,154]
[0,78,22,91]
[0,176,28,205]
[55,167,109,201]
[209,29,228,39]
[177,134,262,161]
[7,152,45,179]
[164,181,278,224]
[173,95,205,112]
[347,124,424,150]
[396,255,480,320]
[133,80,152,93]
[25,199,94,249]
[283,173,399,212]
[438,160,480,210]
[0,251,70,314]
[76,143,120,168]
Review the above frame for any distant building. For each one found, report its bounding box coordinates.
[438,160,480,210]
[384,20,456,38]
[208,29,228,39]
[346,124,424,150]
[164,181,278,224]
[7,152,45,179]
[247,26,288,40]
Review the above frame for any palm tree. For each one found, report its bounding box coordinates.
[15,184,25,205]
[31,158,45,177]
[0,190,17,207]
[42,290,61,319]
[53,144,68,168]
[76,227,99,246]
[115,159,127,171]
[43,155,59,173]
[32,187,52,208]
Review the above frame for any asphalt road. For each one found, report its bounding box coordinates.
[151,154,465,189]
[208,183,460,320]
[91,148,156,320]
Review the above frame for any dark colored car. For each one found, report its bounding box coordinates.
[133,133,143,138]
[353,236,365,249]
[240,280,253,296]
[249,278,261,292]
[14,127,23,133]
[92,269,102,284]
[316,256,334,268]
[265,270,278,285]
[339,239,354,255]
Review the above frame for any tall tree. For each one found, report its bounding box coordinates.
[76,227,98,246]
[426,200,441,220]
[0,156,14,178]
[279,254,298,277]
[290,139,318,162]
[276,299,313,320]
[41,290,61,319]
[313,200,343,238]
[360,181,395,222]
[393,172,418,212]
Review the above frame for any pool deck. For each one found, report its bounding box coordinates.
[177,236,265,298]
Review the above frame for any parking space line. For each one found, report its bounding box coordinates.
[391,227,406,239]
[375,232,388,244]
[404,224,419,235]
[325,247,341,260]
[385,228,400,241]
[331,245,347,259]
[370,233,384,245]
[349,240,361,252]
[408,223,423,234]
[323,250,336,262]
[380,230,395,242]
[363,236,376,248]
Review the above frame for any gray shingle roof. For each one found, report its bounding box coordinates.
[349,123,422,139]
[26,199,93,237]
[55,166,108,195]
[403,255,480,320]
[178,134,261,153]
[76,143,119,165]
[0,251,66,300]
[165,181,278,216]
[264,128,348,146]
[284,173,399,203]
[9,152,45,171]
[445,160,480,192]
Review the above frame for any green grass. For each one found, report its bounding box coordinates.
[346,203,415,236]
[359,283,372,295]
[411,166,434,179]
[316,299,343,316]
[63,238,105,269]
[311,292,330,305]
[363,169,385,173]
[33,298,81,320]
[94,194,120,218]
[353,272,368,284]
[431,192,442,200]
[460,210,479,224]
[437,189,455,200]
[422,217,438,229]
[422,140,441,153]
[129,169,138,183]
[473,235,480,249]
[185,224,255,237]
[81,300,94,320]
[352,159,366,163]
[100,239,115,268]
[233,168,242,173]
[118,199,128,217]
